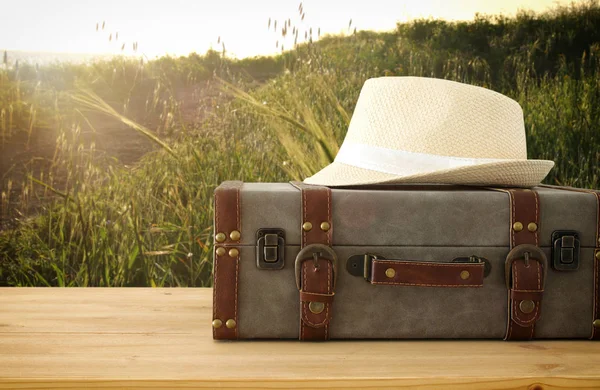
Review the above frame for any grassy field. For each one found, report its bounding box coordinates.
[0,2,599,286]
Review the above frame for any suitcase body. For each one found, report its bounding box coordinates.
[212,181,600,340]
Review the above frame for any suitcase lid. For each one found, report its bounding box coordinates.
[231,183,598,248]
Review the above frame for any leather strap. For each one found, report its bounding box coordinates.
[505,247,545,340]
[540,185,600,339]
[212,181,243,340]
[370,259,484,287]
[593,191,600,340]
[508,189,540,247]
[300,291,335,304]
[497,188,544,341]
[291,181,335,341]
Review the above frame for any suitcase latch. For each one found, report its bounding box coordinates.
[551,230,580,271]
[256,228,285,270]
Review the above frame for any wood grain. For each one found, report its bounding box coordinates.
[0,288,599,389]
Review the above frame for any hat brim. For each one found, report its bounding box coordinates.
[303,159,555,187]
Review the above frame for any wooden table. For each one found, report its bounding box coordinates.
[1,288,599,389]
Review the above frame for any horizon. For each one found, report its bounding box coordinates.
[1,0,585,60]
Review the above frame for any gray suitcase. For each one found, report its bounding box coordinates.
[211,181,600,340]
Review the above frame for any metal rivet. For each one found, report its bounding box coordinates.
[230,230,241,241]
[215,247,226,256]
[215,232,226,242]
[519,300,535,314]
[385,268,396,278]
[309,301,325,314]
[513,222,523,232]
[228,248,239,257]
[226,319,236,329]
[593,319,600,328]
[460,270,470,280]
[302,222,313,231]
[528,222,538,232]
[596,251,600,261]
[320,222,330,232]
[212,319,222,329]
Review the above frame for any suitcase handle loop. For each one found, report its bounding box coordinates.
[347,254,490,283]
[504,244,548,289]
[295,244,338,290]
[362,256,485,287]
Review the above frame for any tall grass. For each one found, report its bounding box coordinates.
[1,2,599,286]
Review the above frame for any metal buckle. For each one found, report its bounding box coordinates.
[295,244,338,290]
[504,244,548,289]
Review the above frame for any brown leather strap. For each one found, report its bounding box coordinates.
[587,191,600,340]
[291,182,333,247]
[595,244,600,340]
[540,185,600,339]
[300,291,335,304]
[505,248,545,340]
[212,181,243,340]
[291,181,335,341]
[370,259,484,287]
[499,188,544,340]
[508,189,540,247]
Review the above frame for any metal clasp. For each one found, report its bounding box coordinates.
[295,244,338,290]
[551,230,580,271]
[256,228,285,270]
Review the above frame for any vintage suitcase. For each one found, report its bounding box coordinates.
[211,181,600,341]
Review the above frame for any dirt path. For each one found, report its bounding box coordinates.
[0,82,217,230]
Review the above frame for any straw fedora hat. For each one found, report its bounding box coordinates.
[304,77,554,187]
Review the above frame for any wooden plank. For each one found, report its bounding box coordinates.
[0,288,599,389]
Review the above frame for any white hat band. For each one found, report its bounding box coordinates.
[335,142,513,177]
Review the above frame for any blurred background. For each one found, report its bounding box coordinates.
[0,0,598,287]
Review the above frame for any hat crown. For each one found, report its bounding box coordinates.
[343,77,527,160]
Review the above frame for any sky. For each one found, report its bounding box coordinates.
[0,0,581,59]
